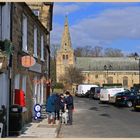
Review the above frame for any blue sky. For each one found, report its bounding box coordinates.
[51,2,140,55]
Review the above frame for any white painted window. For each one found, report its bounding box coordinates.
[33,26,38,57]
[22,75,27,97]
[33,77,37,105]
[40,81,44,105]
[37,84,41,104]
[22,14,28,52]
[41,35,44,61]
[14,74,20,89]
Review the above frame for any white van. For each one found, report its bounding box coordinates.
[76,84,98,97]
[100,87,125,103]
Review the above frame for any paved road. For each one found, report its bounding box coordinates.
[59,96,140,138]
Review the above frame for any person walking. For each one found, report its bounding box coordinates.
[46,93,57,124]
[65,91,74,125]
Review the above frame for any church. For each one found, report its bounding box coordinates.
[56,16,139,89]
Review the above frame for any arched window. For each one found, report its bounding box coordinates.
[107,77,113,84]
[123,76,128,87]
[63,55,65,60]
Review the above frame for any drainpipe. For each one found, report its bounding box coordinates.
[6,2,13,137]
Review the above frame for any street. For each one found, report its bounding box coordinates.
[59,96,140,138]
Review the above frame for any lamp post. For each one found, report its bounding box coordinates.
[134,53,140,85]
[104,65,112,83]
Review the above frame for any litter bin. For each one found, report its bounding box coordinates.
[9,105,23,136]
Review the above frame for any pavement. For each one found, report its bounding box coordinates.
[18,118,61,138]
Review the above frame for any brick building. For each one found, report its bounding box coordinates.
[0,2,53,134]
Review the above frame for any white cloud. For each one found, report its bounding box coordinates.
[51,6,140,48]
[53,3,80,15]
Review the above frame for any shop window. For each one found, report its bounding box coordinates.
[22,75,27,97]
[14,74,20,89]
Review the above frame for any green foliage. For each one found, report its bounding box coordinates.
[54,82,64,89]
[0,39,13,55]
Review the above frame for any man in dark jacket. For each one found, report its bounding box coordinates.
[65,91,74,125]
[46,93,57,124]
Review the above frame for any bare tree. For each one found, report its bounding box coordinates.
[92,46,103,57]
[60,66,85,86]
[104,48,124,57]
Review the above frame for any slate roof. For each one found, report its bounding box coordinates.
[75,57,139,71]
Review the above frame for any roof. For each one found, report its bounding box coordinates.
[75,57,139,71]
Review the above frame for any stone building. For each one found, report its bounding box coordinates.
[0,2,53,134]
[56,16,139,90]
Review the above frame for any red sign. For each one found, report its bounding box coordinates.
[21,55,36,68]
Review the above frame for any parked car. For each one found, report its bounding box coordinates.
[115,90,137,107]
[76,84,98,97]
[100,87,125,103]
[133,94,140,111]
[89,87,101,99]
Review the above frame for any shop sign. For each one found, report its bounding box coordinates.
[21,55,36,68]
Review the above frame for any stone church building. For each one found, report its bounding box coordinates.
[56,16,139,89]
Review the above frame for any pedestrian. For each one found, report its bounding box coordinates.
[65,91,74,125]
[54,93,61,121]
[46,93,57,124]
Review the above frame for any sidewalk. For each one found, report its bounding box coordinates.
[18,118,61,138]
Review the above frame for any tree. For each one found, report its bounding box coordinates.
[92,46,103,57]
[104,48,124,57]
[59,66,85,86]
[50,44,60,59]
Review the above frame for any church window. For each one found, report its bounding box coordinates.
[123,76,128,87]
[66,55,68,60]
[63,55,65,60]
[95,74,98,79]
[107,77,113,84]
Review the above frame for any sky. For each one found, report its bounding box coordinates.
[51,2,140,55]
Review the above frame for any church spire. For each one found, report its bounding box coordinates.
[60,16,72,50]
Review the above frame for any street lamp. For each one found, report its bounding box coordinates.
[134,53,140,85]
[104,65,112,83]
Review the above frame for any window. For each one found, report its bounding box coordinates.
[14,74,20,89]
[22,75,27,97]
[22,14,28,52]
[66,55,68,60]
[123,76,128,87]
[41,35,44,61]
[32,9,40,17]
[33,26,37,57]
[63,55,65,60]
[107,77,113,84]
[95,74,98,79]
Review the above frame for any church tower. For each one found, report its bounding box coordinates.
[56,16,75,82]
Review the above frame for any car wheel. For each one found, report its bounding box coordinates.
[126,101,132,107]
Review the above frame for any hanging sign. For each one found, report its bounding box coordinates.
[21,55,36,68]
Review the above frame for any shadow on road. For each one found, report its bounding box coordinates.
[100,113,111,118]
[89,107,99,111]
